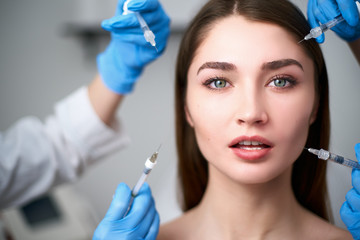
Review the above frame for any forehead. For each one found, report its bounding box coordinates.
[189,15,313,74]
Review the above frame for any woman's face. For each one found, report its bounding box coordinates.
[185,16,317,184]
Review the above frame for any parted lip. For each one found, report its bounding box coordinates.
[228,135,273,148]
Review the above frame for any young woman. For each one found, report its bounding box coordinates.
[158,0,352,239]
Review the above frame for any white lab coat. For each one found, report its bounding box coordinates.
[0,87,130,210]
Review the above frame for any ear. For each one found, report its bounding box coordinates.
[184,105,194,127]
[309,99,319,125]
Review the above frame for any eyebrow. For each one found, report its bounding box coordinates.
[197,61,236,75]
[197,59,303,75]
[261,59,303,71]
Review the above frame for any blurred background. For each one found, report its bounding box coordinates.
[0,0,359,239]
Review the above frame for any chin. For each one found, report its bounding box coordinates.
[225,163,292,185]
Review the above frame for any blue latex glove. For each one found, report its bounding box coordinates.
[97,0,170,94]
[93,182,159,240]
[307,0,360,43]
[340,143,360,240]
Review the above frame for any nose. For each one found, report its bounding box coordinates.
[236,90,269,126]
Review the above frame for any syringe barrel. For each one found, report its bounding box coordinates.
[329,153,360,169]
[326,15,345,29]
[318,15,345,33]
[134,12,156,46]
[123,168,151,217]
[305,15,345,40]
[135,12,148,29]
[132,171,149,196]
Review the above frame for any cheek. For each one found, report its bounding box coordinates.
[269,91,316,152]
[186,92,231,155]
[188,101,225,138]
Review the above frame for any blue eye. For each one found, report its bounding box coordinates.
[203,78,229,89]
[213,79,227,88]
[268,75,296,88]
[274,79,287,87]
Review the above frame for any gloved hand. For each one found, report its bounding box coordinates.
[97,0,170,94]
[307,0,360,43]
[340,143,360,240]
[93,182,160,240]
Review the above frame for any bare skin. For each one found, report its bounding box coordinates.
[88,74,124,127]
[159,168,351,240]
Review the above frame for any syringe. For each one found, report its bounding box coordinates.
[123,0,157,51]
[135,12,158,51]
[305,147,360,169]
[299,15,345,43]
[123,146,160,217]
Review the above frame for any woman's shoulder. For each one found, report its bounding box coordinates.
[157,218,182,240]
[310,219,352,240]
[158,207,353,240]
[301,210,352,240]
[157,210,197,240]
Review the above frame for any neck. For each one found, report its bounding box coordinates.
[195,166,304,239]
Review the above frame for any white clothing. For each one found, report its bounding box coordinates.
[0,87,130,209]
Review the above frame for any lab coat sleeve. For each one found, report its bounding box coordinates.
[0,87,130,209]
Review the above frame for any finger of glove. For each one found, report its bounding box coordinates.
[108,15,169,50]
[144,211,160,240]
[307,0,325,43]
[118,23,170,52]
[109,33,157,50]
[135,199,158,238]
[127,0,159,13]
[314,0,360,41]
[332,23,360,41]
[104,183,132,221]
[104,33,163,72]
[152,25,170,53]
[352,144,360,191]
[102,14,140,31]
[307,0,317,28]
[316,0,343,42]
[346,188,360,211]
[125,182,155,228]
[103,19,168,39]
[340,202,360,231]
[316,0,341,21]
[115,0,129,15]
[103,3,169,33]
[141,5,171,32]
[102,11,168,33]
[355,143,360,160]
[315,0,358,39]
[336,0,360,26]
[352,169,360,193]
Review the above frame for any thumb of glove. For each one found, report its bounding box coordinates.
[104,183,132,221]
[355,143,360,161]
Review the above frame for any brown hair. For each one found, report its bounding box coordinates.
[175,0,331,220]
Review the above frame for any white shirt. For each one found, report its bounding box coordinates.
[0,87,130,209]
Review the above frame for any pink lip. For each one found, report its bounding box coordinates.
[229,136,273,161]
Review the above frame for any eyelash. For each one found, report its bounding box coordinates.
[202,76,231,90]
[268,75,297,89]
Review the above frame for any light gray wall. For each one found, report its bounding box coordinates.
[0,0,359,234]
